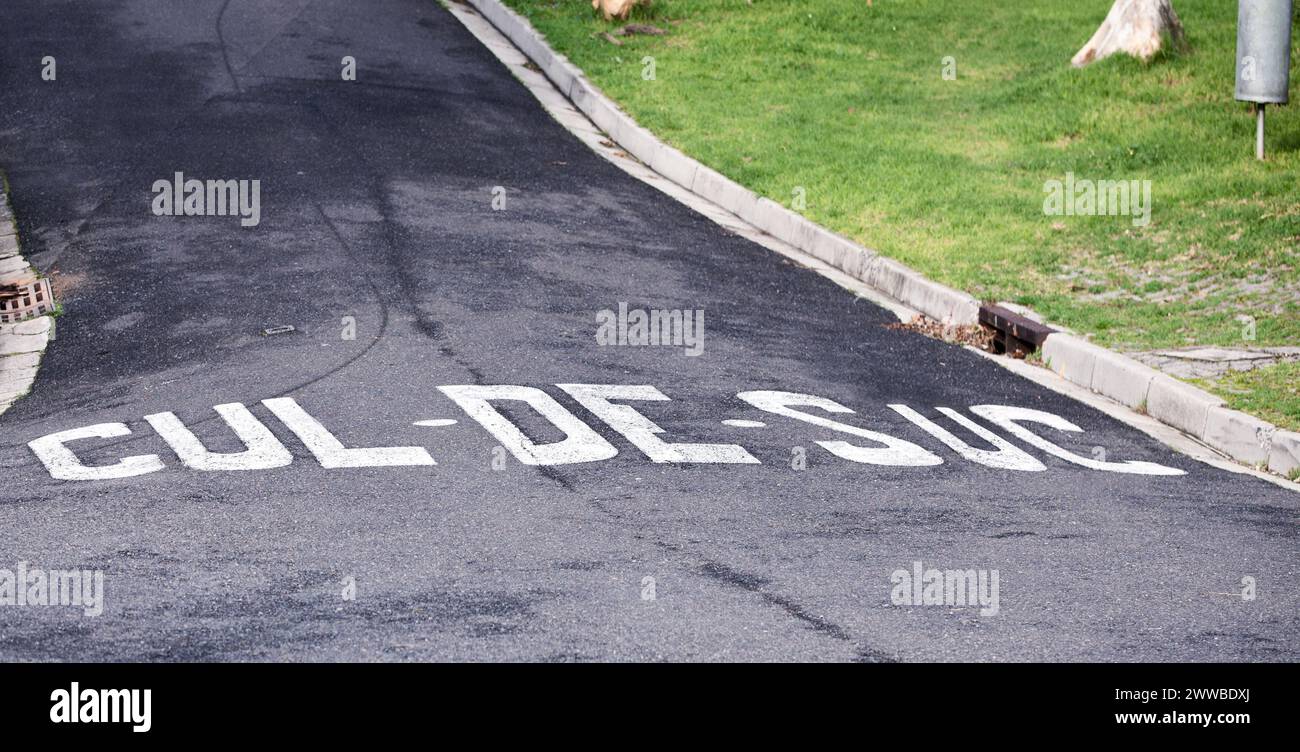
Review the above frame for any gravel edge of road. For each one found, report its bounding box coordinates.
[447,0,1300,489]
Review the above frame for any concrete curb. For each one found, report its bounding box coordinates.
[0,190,51,417]
[450,0,1296,485]
[459,0,979,327]
[1042,332,1295,478]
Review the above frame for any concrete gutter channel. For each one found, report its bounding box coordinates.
[450,0,1300,484]
[0,187,55,419]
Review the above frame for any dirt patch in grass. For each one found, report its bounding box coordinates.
[1194,361,1300,433]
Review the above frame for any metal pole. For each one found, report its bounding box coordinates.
[1256,104,1266,160]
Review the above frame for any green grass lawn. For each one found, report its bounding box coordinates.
[1196,361,1300,432]
[498,0,1299,354]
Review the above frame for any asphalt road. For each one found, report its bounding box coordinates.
[0,0,1295,662]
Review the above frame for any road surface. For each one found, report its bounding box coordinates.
[0,0,1295,661]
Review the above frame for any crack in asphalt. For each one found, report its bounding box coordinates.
[214,0,243,94]
[655,543,895,662]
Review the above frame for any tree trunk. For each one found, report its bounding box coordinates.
[593,0,642,22]
[1071,0,1186,67]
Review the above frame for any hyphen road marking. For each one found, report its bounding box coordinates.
[438,385,618,465]
[25,383,1187,481]
[736,391,942,467]
[557,384,758,464]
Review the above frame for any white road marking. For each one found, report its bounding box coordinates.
[970,346,1290,489]
[969,404,1185,476]
[737,390,943,466]
[144,403,292,471]
[888,404,1046,472]
[28,423,164,481]
[261,397,436,468]
[438,385,617,465]
[24,385,1192,479]
[557,384,759,464]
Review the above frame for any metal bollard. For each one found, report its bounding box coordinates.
[1235,0,1293,159]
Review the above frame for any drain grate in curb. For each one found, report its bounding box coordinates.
[979,304,1054,358]
[0,276,56,324]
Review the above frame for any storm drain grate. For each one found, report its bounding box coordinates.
[978,304,1054,358]
[0,277,56,324]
